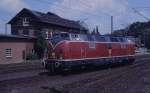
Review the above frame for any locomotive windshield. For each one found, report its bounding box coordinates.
[49,32,130,45]
[50,33,70,45]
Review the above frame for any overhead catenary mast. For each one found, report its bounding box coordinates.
[111,16,113,35]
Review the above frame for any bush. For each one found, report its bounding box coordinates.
[34,31,47,59]
[26,53,38,60]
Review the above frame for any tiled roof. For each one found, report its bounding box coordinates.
[29,9,86,30]
[10,8,86,30]
[0,34,35,39]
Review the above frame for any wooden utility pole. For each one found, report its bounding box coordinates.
[111,16,113,35]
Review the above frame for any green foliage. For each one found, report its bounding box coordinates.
[91,28,96,35]
[91,26,100,35]
[96,25,100,35]
[26,52,38,60]
[113,21,150,49]
[34,31,47,59]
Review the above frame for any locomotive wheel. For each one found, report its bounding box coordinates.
[127,58,135,65]
[49,65,55,73]
[49,66,63,75]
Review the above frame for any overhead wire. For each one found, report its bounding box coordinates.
[35,0,107,18]
[132,8,150,21]
[32,0,132,33]
[119,0,150,21]
[77,0,111,16]
[33,0,112,32]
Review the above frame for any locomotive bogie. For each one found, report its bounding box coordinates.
[45,55,135,72]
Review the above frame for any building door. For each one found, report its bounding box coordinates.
[22,51,25,60]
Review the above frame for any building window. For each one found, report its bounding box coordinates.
[42,28,49,39]
[22,17,29,26]
[23,30,29,36]
[12,30,18,35]
[5,48,12,58]
[45,31,49,39]
[18,29,23,35]
[34,31,37,36]
[29,29,34,36]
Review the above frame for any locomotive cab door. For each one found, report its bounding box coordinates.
[107,43,112,57]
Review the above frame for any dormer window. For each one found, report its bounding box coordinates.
[23,30,29,36]
[22,17,29,26]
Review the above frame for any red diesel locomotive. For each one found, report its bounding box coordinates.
[44,32,135,72]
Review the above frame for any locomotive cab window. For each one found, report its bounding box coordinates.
[52,33,70,39]
[60,33,70,40]
[110,37,119,42]
[91,35,99,41]
[71,34,80,40]
[50,33,70,45]
[80,34,89,41]
[118,37,126,42]
[99,36,106,42]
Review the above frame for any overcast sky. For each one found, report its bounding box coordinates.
[0,0,150,34]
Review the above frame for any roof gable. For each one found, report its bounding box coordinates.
[8,8,39,24]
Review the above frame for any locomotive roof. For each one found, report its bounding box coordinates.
[50,32,131,43]
[53,32,127,39]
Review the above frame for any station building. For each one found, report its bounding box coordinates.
[8,8,87,38]
[0,8,87,64]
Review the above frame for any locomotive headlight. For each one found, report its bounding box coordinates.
[59,54,63,59]
[59,50,63,59]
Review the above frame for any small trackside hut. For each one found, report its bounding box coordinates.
[0,35,35,64]
[44,32,136,72]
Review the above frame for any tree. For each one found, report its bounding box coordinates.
[96,26,100,35]
[78,20,90,34]
[91,28,96,35]
[113,21,150,49]
[34,31,47,59]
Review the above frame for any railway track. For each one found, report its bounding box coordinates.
[0,55,150,93]
[0,54,148,82]
[63,59,150,93]
[0,53,149,74]
[49,57,150,93]
[0,61,43,74]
